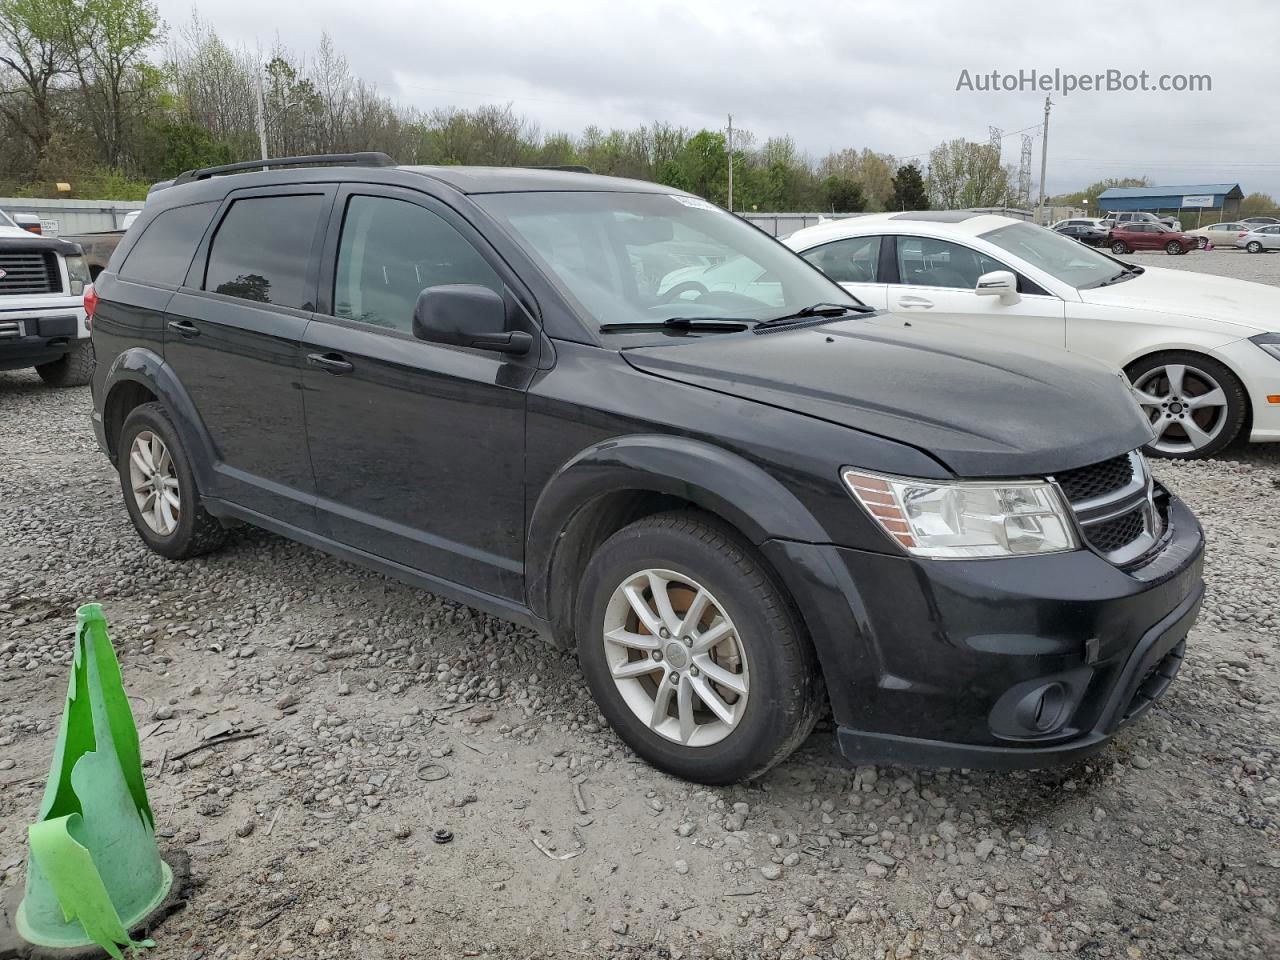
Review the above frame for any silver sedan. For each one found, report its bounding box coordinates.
[1236,224,1280,253]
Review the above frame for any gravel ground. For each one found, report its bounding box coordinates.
[2,261,1279,959]
[1115,245,1280,284]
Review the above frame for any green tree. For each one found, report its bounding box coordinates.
[1238,192,1280,217]
[0,0,77,161]
[890,162,929,211]
[822,174,865,212]
[927,138,1012,209]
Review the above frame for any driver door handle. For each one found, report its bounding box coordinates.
[308,352,354,375]
[896,296,934,309]
[167,319,199,337]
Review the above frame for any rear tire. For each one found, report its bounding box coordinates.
[1247,241,1263,254]
[118,402,228,559]
[575,511,821,784]
[35,339,94,387]
[1110,240,1129,255]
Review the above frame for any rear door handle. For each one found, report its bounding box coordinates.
[896,296,934,309]
[167,319,199,337]
[307,352,354,375]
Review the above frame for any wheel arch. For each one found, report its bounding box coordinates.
[100,347,218,487]
[526,435,829,646]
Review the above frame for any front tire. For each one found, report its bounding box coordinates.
[35,340,94,387]
[1128,352,1248,459]
[1165,240,1182,255]
[575,511,821,784]
[118,402,228,559]
[1110,240,1129,254]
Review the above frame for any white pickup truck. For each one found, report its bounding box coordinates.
[0,209,93,386]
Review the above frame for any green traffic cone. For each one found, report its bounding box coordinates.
[13,604,172,959]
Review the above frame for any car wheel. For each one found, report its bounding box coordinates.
[575,511,821,784]
[34,340,94,387]
[1164,240,1182,255]
[1197,236,1209,250]
[1110,241,1129,254]
[1128,353,1248,460]
[118,402,228,559]
[1247,241,1263,254]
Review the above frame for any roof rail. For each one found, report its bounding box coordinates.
[525,164,593,174]
[174,152,397,185]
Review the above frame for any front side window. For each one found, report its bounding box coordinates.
[895,236,1006,289]
[801,236,881,284]
[119,202,218,287]
[475,191,855,331]
[205,195,324,309]
[334,195,500,332]
[982,221,1127,289]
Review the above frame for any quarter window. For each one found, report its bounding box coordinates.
[205,195,324,309]
[895,237,1008,290]
[118,202,218,287]
[800,236,881,284]
[334,195,501,333]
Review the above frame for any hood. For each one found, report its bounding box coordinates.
[621,315,1154,477]
[1079,265,1280,334]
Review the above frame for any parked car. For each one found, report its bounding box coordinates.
[1100,212,1182,231]
[1236,224,1280,253]
[785,211,1280,459]
[0,208,94,385]
[89,154,1205,783]
[1184,222,1252,249]
[1239,216,1280,226]
[1107,223,1197,255]
[1052,221,1109,246]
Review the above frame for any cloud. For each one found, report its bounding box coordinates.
[154,0,1280,195]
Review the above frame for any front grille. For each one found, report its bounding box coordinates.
[0,251,60,295]
[1054,453,1134,503]
[1085,506,1147,554]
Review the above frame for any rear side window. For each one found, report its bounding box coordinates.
[800,236,881,284]
[117,202,217,287]
[333,195,501,333]
[205,195,324,309]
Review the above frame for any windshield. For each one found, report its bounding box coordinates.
[981,221,1127,289]
[476,191,857,331]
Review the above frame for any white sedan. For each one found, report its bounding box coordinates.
[784,212,1280,459]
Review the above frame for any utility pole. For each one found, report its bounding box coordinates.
[1036,95,1052,225]
[255,68,269,168]
[726,113,734,212]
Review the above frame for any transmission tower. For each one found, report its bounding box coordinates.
[1018,134,1034,208]
[988,126,1002,155]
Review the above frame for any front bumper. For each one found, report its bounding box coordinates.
[0,305,87,370]
[1213,336,1280,442]
[763,491,1204,770]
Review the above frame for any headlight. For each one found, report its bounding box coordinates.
[841,469,1078,559]
[1251,333,1280,362]
[65,255,91,296]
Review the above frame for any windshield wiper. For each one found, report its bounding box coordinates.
[754,302,873,331]
[599,316,754,334]
[1094,266,1143,288]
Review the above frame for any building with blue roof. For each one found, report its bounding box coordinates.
[1097,183,1244,221]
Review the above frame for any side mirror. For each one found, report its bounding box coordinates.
[411,284,532,355]
[975,270,1019,303]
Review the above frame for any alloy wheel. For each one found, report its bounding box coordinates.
[1131,363,1230,456]
[128,431,180,535]
[1247,241,1263,254]
[601,568,749,747]
[1165,240,1181,255]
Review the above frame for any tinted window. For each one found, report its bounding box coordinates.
[801,236,881,284]
[205,195,324,309]
[333,195,501,332]
[118,202,217,286]
[896,237,1008,289]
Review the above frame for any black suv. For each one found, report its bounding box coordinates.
[89,154,1204,784]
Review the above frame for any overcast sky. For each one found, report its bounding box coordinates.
[154,0,1280,198]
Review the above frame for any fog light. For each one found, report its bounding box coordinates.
[1015,682,1067,733]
